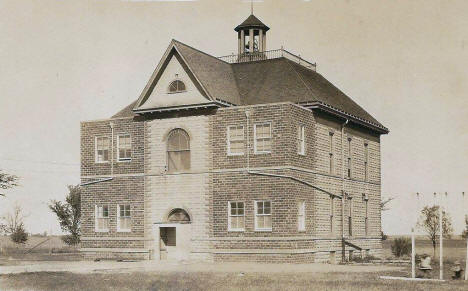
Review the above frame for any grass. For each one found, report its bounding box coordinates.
[1,270,467,291]
[0,235,80,266]
[0,235,78,255]
[383,237,467,263]
[0,237,467,290]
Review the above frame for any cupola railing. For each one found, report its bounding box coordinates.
[218,48,316,71]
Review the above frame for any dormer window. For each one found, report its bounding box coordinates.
[168,80,186,93]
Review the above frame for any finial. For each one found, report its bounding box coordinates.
[251,0,253,15]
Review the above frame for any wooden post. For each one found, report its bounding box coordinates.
[465,221,468,281]
[411,227,416,278]
[463,191,467,281]
[439,193,443,280]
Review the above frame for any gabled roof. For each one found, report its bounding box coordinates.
[231,58,383,128]
[116,39,387,133]
[235,14,270,32]
[132,40,241,112]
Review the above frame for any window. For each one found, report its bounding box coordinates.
[117,134,132,161]
[363,194,369,236]
[254,123,272,154]
[329,131,334,174]
[95,205,109,232]
[347,137,352,178]
[228,202,245,231]
[348,198,353,236]
[167,129,190,172]
[297,125,305,155]
[95,137,110,163]
[117,205,131,232]
[298,201,305,231]
[168,80,186,93]
[227,126,244,156]
[255,201,272,231]
[329,196,334,233]
[364,143,369,181]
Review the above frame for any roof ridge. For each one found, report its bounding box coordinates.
[172,39,229,64]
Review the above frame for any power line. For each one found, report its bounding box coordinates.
[0,157,79,166]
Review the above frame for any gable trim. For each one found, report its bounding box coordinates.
[133,40,214,112]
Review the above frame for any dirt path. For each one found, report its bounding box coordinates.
[0,260,404,275]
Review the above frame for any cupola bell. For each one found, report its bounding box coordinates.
[235,14,270,54]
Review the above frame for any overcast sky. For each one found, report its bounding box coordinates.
[1,0,467,235]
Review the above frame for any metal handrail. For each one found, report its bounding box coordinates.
[218,48,316,70]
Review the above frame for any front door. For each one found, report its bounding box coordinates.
[159,225,191,261]
[160,227,176,260]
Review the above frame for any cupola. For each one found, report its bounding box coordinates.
[235,14,269,54]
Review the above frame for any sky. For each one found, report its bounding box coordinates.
[0,0,467,235]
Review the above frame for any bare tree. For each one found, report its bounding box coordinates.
[417,205,453,257]
[3,203,28,244]
[0,170,19,197]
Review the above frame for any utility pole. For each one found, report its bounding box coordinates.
[463,191,468,281]
[411,192,419,278]
[439,192,444,280]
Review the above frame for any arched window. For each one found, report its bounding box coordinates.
[167,128,190,172]
[168,80,186,93]
[167,208,191,223]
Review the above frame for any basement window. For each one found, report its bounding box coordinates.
[168,80,186,93]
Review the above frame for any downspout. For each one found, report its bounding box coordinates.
[110,122,115,176]
[341,118,349,262]
[245,110,250,172]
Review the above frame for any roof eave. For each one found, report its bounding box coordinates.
[300,101,389,134]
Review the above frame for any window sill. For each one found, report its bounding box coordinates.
[254,151,271,155]
[227,153,244,157]
[228,229,245,232]
[95,161,110,164]
[95,229,109,233]
[254,228,272,232]
[117,229,131,233]
[117,159,132,163]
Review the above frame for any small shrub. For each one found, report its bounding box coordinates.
[10,225,28,244]
[61,234,80,245]
[391,237,411,257]
[381,231,388,241]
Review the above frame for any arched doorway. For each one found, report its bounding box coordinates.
[158,208,192,261]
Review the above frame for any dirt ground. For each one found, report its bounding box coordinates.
[0,264,466,291]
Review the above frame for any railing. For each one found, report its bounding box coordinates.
[218,48,316,71]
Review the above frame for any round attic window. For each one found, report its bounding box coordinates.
[168,80,186,93]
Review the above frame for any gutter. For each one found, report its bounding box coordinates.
[300,101,389,134]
